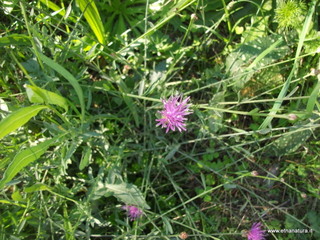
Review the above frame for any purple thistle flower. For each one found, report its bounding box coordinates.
[121,205,143,221]
[156,95,192,133]
[247,222,266,240]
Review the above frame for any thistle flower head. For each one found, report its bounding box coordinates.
[247,222,266,240]
[275,0,306,30]
[156,95,192,133]
[121,205,143,221]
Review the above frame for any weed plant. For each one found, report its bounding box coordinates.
[0,0,319,239]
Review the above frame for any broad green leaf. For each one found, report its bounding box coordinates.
[0,34,31,47]
[0,105,48,140]
[225,35,289,90]
[26,85,68,111]
[11,191,24,202]
[76,0,105,44]
[79,147,91,170]
[105,183,150,209]
[38,53,85,124]
[0,137,58,189]
[263,120,314,157]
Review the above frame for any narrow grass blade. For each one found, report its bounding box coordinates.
[307,74,320,112]
[0,157,10,170]
[0,200,28,208]
[246,38,283,71]
[38,53,85,124]
[0,105,48,140]
[118,80,140,126]
[0,137,59,189]
[76,0,105,44]
[259,1,317,129]
[25,85,69,111]
[0,34,31,47]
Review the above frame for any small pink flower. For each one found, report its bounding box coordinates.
[247,222,266,240]
[288,113,297,121]
[156,95,192,133]
[122,205,143,221]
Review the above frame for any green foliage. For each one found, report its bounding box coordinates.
[0,136,61,189]
[226,34,289,91]
[259,0,318,129]
[99,0,148,38]
[76,0,105,44]
[275,0,307,30]
[79,146,92,170]
[263,122,313,157]
[0,34,31,47]
[307,211,320,238]
[0,0,319,239]
[105,182,150,209]
[0,105,48,140]
[38,53,85,124]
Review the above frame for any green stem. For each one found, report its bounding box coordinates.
[123,93,162,103]
[20,2,45,71]
[8,50,36,86]
[198,105,291,119]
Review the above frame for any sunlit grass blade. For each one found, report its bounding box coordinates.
[38,53,85,124]
[259,0,317,129]
[246,38,283,71]
[76,0,105,45]
[39,0,76,22]
[39,0,66,16]
[0,34,31,47]
[0,105,48,140]
[0,136,60,189]
[0,199,28,208]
